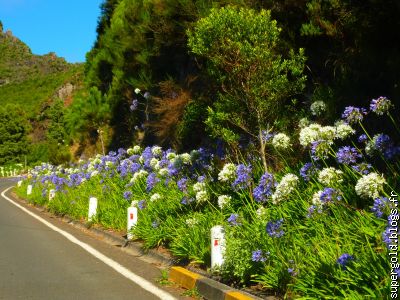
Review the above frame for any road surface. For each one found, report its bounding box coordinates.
[0,178,182,300]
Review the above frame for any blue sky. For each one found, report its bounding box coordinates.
[0,0,104,63]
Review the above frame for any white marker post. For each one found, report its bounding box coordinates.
[17,180,22,187]
[27,184,32,195]
[211,225,225,268]
[88,197,98,221]
[127,206,138,240]
[49,189,56,201]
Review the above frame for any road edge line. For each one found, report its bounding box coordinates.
[1,186,176,300]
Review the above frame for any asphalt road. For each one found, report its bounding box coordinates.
[0,178,182,300]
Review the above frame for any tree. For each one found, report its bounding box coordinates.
[188,6,306,170]
[0,104,30,165]
[65,87,110,154]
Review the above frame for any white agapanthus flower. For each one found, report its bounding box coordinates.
[158,168,169,177]
[196,190,209,203]
[90,170,99,177]
[130,170,148,184]
[335,123,355,139]
[271,174,299,204]
[166,152,176,160]
[132,145,142,154]
[151,146,163,157]
[150,193,162,202]
[131,200,138,207]
[217,195,231,209]
[193,182,206,193]
[319,126,336,142]
[318,167,343,186]
[180,153,192,164]
[218,163,237,182]
[310,101,327,116]
[272,133,291,150]
[134,88,141,94]
[298,117,310,128]
[355,172,386,199]
[185,217,199,227]
[256,206,268,218]
[150,158,159,169]
[105,161,114,168]
[126,148,135,156]
[311,191,323,207]
[299,124,322,147]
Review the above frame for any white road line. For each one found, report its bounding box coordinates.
[1,186,176,300]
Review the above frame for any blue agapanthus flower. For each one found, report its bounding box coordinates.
[370,96,392,115]
[266,219,284,238]
[130,99,139,111]
[138,200,146,210]
[307,205,323,218]
[251,250,269,262]
[177,177,188,193]
[227,213,241,226]
[336,146,362,165]
[342,106,367,124]
[232,164,252,189]
[336,253,354,270]
[123,191,132,200]
[371,197,389,218]
[320,187,342,203]
[253,172,275,202]
[146,173,160,192]
[351,162,372,175]
[300,162,318,181]
[358,134,368,143]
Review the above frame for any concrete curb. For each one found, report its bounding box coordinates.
[169,267,278,300]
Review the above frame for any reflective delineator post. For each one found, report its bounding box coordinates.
[88,197,98,221]
[49,189,56,201]
[127,206,138,240]
[17,180,22,187]
[211,225,225,268]
[27,184,32,195]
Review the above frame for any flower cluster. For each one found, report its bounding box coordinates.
[218,163,237,182]
[227,213,241,226]
[370,96,392,115]
[355,172,386,199]
[371,197,390,218]
[217,195,231,209]
[232,164,252,189]
[251,250,269,262]
[271,174,299,204]
[336,146,362,165]
[266,219,284,238]
[253,172,275,203]
[272,133,291,150]
[310,101,327,116]
[317,167,343,186]
[299,162,319,181]
[336,253,354,270]
[341,106,367,124]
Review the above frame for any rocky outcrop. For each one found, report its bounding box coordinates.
[57,83,74,101]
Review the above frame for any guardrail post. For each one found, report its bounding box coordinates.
[88,197,98,221]
[127,206,138,240]
[211,225,225,268]
[27,184,32,195]
[49,189,56,201]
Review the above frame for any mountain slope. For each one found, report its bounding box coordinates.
[0,25,84,115]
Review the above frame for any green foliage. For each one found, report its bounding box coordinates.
[188,6,306,167]
[66,87,110,135]
[0,104,30,165]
